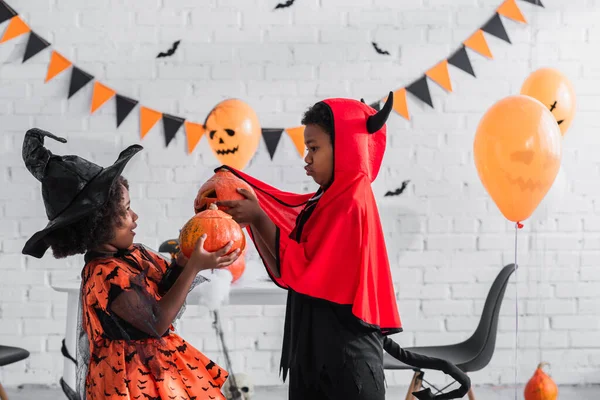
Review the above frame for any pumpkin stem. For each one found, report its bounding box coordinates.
[208,203,218,211]
[537,362,551,371]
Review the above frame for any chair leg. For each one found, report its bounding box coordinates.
[404,371,419,400]
[0,381,8,400]
[412,371,423,397]
[467,387,476,400]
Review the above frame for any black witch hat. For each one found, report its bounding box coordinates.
[21,128,143,258]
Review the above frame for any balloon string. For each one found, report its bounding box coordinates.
[514,222,520,400]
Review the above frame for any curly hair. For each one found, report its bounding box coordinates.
[45,176,130,258]
[301,101,334,139]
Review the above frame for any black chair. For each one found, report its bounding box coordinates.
[384,264,515,400]
[0,345,30,400]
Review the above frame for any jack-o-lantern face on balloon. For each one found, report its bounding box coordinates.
[520,68,576,137]
[474,95,562,223]
[204,99,261,170]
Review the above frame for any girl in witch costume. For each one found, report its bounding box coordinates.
[21,128,239,400]
[217,94,471,400]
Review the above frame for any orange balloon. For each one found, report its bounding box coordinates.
[204,99,261,170]
[520,68,576,137]
[473,95,562,222]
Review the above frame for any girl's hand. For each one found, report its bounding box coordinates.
[187,234,241,273]
[218,188,264,226]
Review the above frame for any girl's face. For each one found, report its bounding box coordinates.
[110,184,138,250]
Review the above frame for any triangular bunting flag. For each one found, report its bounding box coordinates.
[140,107,162,139]
[464,30,493,59]
[482,13,511,44]
[68,67,94,99]
[0,15,30,43]
[184,121,205,154]
[115,95,138,127]
[262,128,284,160]
[0,1,17,25]
[520,0,543,7]
[497,0,527,23]
[426,60,453,92]
[406,76,433,108]
[90,82,116,114]
[162,114,184,147]
[285,126,305,157]
[369,101,381,111]
[45,51,72,83]
[23,31,50,63]
[448,46,475,77]
[390,89,409,120]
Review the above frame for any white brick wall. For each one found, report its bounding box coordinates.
[0,0,598,389]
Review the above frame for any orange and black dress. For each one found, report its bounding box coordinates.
[78,244,227,400]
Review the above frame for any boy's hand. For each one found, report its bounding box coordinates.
[218,188,264,226]
[188,234,241,273]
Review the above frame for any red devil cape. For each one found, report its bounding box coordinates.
[219,97,402,333]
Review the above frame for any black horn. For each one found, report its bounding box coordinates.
[22,128,67,182]
[360,98,366,104]
[366,91,394,134]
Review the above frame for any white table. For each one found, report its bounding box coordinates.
[51,277,287,395]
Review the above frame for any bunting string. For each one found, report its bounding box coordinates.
[0,0,542,162]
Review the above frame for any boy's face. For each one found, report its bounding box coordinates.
[111,184,138,249]
[304,124,334,189]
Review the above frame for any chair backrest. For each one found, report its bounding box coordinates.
[461,264,515,371]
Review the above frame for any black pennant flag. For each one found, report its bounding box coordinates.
[116,95,139,128]
[23,31,50,63]
[448,46,476,77]
[369,101,381,111]
[262,128,284,160]
[162,114,185,147]
[482,13,511,44]
[0,1,17,25]
[68,67,94,99]
[520,0,544,7]
[406,76,433,108]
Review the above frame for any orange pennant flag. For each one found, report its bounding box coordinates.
[497,0,527,24]
[385,89,410,121]
[184,121,205,154]
[464,30,493,59]
[45,51,72,83]
[0,16,30,44]
[140,107,162,139]
[91,82,116,114]
[285,126,306,157]
[426,60,453,92]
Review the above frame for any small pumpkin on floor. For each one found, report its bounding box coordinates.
[524,362,558,400]
[179,203,246,259]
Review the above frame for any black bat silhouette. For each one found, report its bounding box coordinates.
[168,396,177,400]
[125,350,137,363]
[384,180,411,197]
[166,361,178,368]
[112,366,124,374]
[159,348,175,357]
[274,0,295,9]
[92,354,107,365]
[157,40,181,58]
[138,368,151,376]
[142,394,161,400]
[214,368,222,380]
[205,360,215,370]
[202,387,209,391]
[104,266,119,281]
[186,363,198,370]
[176,343,187,352]
[104,391,111,397]
[124,379,131,385]
[196,375,203,380]
[209,396,215,400]
[138,380,147,384]
[208,381,219,388]
[372,42,390,55]
[115,387,127,397]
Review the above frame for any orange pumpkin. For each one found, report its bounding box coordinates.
[204,99,261,170]
[179,203,246,259]
[524,362,558,400]
[194,168,256,213]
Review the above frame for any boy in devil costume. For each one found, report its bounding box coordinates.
[217,93,471,399]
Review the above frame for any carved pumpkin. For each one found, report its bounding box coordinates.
[204,99,261,170]
[179,203,246,259]
[524,362,558,400]
[520,68,576,137]
[194,168,256,214]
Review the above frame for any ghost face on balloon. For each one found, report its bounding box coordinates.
[520,68,576,137]
[204,99,261,170]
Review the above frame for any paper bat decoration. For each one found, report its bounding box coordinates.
[372,42,390,55]
[384,180,410,197]
[157,40,181,58]
[274,0,295,9]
